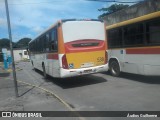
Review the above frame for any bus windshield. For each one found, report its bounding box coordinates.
[62,21,105,43]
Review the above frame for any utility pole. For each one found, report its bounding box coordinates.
[5,0,18,97]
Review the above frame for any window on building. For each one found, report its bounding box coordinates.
[24,51,28,55]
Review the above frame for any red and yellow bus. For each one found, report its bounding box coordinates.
[106,11,160,76]
[29,19,108,78]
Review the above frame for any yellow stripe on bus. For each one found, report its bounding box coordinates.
[106,11,160,30]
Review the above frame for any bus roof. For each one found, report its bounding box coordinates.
[61,19,103,23]
[106,11,160,30]
[29,19,103,44]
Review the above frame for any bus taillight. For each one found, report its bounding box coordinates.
[62,54,68,69]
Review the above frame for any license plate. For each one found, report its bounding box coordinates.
[81,62,94,68]
[84,69,92,73]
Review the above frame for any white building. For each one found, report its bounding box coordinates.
[8,48,29,61]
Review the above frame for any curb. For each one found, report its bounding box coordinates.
[0,70,10,77]
[0,64,11,77]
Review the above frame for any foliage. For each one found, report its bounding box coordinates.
[98,4,129,19]
[14,38,31,48]
[0,38,31,52]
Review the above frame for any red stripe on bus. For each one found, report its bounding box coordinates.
[65,39,105,53]
[47,53,58,60]
[126,47,160,54]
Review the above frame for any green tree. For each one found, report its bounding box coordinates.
[0,37,31,51]
[0,38,16,51]
[14,38,31,48]
[98,3,129,19]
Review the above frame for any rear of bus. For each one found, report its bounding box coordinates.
[59,19,108,77]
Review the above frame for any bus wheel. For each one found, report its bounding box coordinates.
[110,60,120,77]
[42,65,47,79]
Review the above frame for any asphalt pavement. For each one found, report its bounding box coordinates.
[0,62,76,120]
[0,61,160,120]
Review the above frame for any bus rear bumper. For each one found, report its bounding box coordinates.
[143,65,160,76]
[60,64,108,78]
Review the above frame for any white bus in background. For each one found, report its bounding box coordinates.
[106,11,160,76]
[29,19,108,78]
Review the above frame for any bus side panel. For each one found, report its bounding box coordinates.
[46,53,60,78]
[32,53,60,78]
[46,59,52,76]
[45,23,64,78]
[108,49,141,74]
[34,54,44,71]
[123,54,160,75]
[108,49,124,71]
[125,47,160,75]
[109,47,160,76]
[144,64,160,76]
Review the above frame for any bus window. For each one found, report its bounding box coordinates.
[50,28,58,51]
[45,33,50,52]
[39,38,43,52]
[146,19,160,45]
[108,28,122,48]
[42,35,46,52]
[124,23,144,46]
[34,40,37,52]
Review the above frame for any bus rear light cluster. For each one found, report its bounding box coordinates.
[105,51,108,64]
[62,54,68,69]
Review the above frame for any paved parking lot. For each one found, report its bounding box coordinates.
[1,61,160,119]
[16,62,160,111]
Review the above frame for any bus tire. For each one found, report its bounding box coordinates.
[109,60,120,77]
[42,64,48,79]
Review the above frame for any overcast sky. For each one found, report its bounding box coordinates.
[0,0,139,42]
